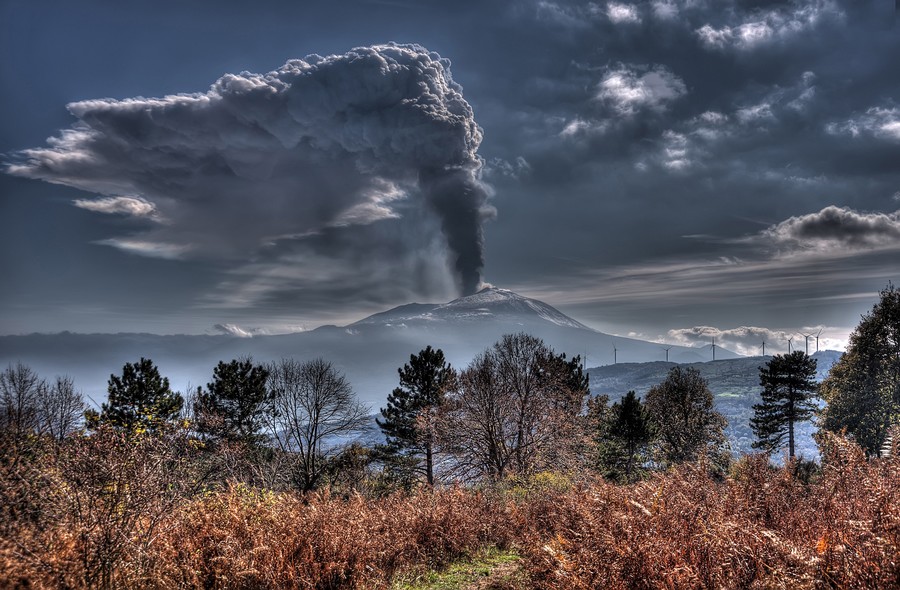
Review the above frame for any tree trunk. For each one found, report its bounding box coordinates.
[788,418,795,459]
[788,392,795,459]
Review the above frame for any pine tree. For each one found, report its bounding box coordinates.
[820,284,900,455]
[597,390,653,483]
[194,357,270,445]
[86,358,182,433]
[377,346,455,485]
[751,351,818,458]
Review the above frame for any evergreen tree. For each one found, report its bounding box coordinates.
[597,391,653,483]
[751,351,818,458]
[194,357,270,445]
[644,366,728,468]
[377,346,455,485]
[86,358,182,433]
[820,284,900,454]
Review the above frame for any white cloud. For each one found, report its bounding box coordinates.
[695,24,733,48]
[535,1,590,28]
[212,323,256,338]
[484,156,532,180]
[95,238,190,260]
[696,1,842,51]
[736,102,776,125]
[666,325,844,355]
[827,107,900,142]
[330,180,405,227]
[651,1,678,20]
[559,117,608,137]
[696,111,728,125]
[72,195,159,218]
[786,72,816,112]
[661,130,691,170]
[596,65,687,117]
[210,323,291,337]
[607,2,640,24]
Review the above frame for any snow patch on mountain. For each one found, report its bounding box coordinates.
[351,287,592,330]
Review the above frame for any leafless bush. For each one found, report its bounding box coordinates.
[0,424,206,589]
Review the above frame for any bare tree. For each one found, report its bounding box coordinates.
[441,350,513,480]
[266,358,369,492]
[36,376,84,441]
[1,363,46,464]
[441,334,589,481]
[1,363,42,434]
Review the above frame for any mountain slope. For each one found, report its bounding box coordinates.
[0,287,739,407]
[350,287,589,329]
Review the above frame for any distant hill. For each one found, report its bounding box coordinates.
[0,287,737,407]
[587,350,843,458]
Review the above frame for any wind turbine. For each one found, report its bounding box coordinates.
[787,336,793,354]
[711,337,716,361]
[815,328,823,353]
[801,332,814,356]
[663,346,671,362]
[761,341,766,356]
[612,343,617,365]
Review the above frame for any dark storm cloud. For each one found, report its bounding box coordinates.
[3,0,900,341]
[485,0,900,345]
[759,206,900,253]
[484,0,900,289]
[5,43,492,299]
[203,210,458,313]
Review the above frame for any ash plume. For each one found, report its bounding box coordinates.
[5,43,492,297]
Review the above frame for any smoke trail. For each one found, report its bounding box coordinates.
[420,167,490,295]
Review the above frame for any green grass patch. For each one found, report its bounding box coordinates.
[392,547,527,590]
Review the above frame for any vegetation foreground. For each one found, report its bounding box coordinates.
[0,432,896,589]
[3,286,900,587]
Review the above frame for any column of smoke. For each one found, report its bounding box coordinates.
[420,167,490,296]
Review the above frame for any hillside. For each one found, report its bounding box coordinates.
[587,350,843,457]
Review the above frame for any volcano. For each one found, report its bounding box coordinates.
[0,287,739,405]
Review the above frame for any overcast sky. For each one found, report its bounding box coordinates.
[2,0,899,355]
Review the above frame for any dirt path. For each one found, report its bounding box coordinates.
[464,558,526,590]
[391,548,529,590]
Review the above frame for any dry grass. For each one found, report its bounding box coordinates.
[1,432,897,589]
[520,434,900,589]
[1,475,516,589]
[149,486,516,589]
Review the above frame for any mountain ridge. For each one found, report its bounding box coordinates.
[1,287,740,405]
